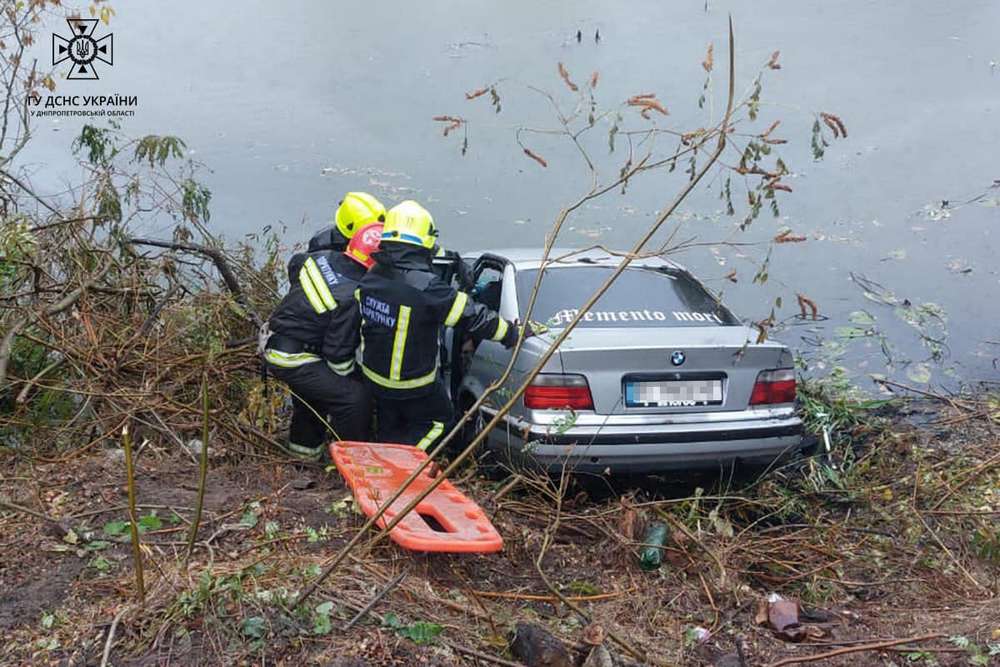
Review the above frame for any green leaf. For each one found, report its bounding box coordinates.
[848,311,876,326]
[103,520,128,537]
[89,556,112,573]
[312,601,334,635]
[138,513,162,533]
[398,621,443,644]
[564,580,600,596]
[327,498,351,518]
[905,363,932,384]
[241,616,266,639]
[239,510,259,529]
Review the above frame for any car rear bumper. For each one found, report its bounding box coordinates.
[481,410,804,474]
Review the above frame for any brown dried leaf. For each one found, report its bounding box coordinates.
[797,293,819,320]
[820,112,848,138]
[629,92,656,100]
[523,148,548,168]
[590,71,600,89]
[755,598,769,626]
[627,96,668,116]
[767,50,781,69]
[761,120,781,138]
[702,43,714,72]
[619,505,637,540]
[724,269,738,283]
[582,623,605,646]
[774,230,806,243]
[558,62,579,92]
[465,86,489,100]
[433,115,465,137]
[769,181,793,193]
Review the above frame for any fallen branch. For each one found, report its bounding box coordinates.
[0,258,113,390]
[128,237,263,327]
[469,588,631,603]
[764,634,943,667]
[447,642,523,667]
[0,498,71,534]
[99,607,128,667]
[343,571,407,630]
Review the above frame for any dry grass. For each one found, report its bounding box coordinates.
[1,391,997,666]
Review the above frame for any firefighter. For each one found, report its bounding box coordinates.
[308,191,385,253]
[263,222,384,461]
[286,191,386,281]
[357,200,524,451]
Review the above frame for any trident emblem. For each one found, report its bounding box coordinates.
[52,18,114,80]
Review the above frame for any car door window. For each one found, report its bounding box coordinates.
[473,264,504,311]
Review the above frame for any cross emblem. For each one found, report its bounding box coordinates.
[52,18,113,80]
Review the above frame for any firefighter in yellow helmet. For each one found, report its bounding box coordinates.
[287,191,386,290]
[356,201,525,451]
[307,191,386,253]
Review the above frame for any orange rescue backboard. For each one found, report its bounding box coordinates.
[329,441,503,554]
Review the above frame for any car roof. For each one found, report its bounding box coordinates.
[466,247,687,272]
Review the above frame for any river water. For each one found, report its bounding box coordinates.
[22,1,1000,386]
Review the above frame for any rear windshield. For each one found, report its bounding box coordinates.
[514,266,739,328]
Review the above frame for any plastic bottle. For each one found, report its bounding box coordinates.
[638,521,668,570]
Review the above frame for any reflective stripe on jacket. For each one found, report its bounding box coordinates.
[357,245,517,396]
[266,250,364,368]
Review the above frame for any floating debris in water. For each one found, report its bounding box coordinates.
[568,225,611,238]
[906,362,932,384]
[444,37,495,59]
[946,258,973,274]
[921,202,951,220]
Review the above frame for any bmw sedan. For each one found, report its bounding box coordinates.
[444,248,804,475]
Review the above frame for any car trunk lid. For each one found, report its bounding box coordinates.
[554,326,792,414]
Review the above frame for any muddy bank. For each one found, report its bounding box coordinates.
[1,395,997,665]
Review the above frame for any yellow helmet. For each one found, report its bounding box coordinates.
[381,200,437,249]
[334,192,386,239]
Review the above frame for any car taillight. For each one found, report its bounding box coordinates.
[524,374,595,410]
[750,369,797,405]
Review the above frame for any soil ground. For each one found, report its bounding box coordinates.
[0,399,997,666]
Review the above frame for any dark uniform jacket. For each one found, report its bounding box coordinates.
[285,227,350,281]
[356,244,518,397]
[266,250,364,374]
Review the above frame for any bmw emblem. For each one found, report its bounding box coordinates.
[670,350,686,366]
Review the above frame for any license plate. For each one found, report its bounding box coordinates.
[625,379,723,407]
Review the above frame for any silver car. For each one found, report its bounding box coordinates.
[444,248,804,475]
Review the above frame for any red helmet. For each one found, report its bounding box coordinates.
[344,222,384,269]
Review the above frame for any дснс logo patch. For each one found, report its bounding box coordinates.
[52,18,113,80]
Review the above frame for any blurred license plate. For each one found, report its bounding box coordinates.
[625,379,723,407]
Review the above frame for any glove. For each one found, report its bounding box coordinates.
[500,319,545,349]
[455,257,474,291]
